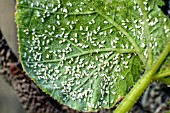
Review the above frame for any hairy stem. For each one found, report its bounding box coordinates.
[115,39,170,113]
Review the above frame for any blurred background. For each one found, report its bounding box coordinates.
[0,0,26,113]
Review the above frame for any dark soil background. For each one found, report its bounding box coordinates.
[0,0,170,113]
[0,0,26,113]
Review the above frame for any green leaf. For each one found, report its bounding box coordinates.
[160,53,170,71]
[159,77,170,85]
[15,0,170,112]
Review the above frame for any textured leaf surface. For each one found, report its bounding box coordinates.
[16,0,170,112]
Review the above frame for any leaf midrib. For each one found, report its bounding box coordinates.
[26,48,135,63]
[137,0,153,69]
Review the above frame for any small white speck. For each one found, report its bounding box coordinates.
[91,19,95,24]
[164,18,167,22]
[134,20,138,23]
[75,9,79,12]
[121,76,124,80]
[124,66,129,69]
[31,3,34,7]
[165,29,169,34]
[67,2,73,7]
[70,25,73,29]
[89,8,94,11]
[143,2,147,5]
[112,92,116,95]
[57,21,60,25]
[46,54,50,59]
[57,15,60,19]
[75,33,78,37]
[109,29,113,34]
[104,20,109,24]
[122,22,126,26]
[80,26,83,31]
[45,47,49,50]
[61,28,65,31]
[41,18,44,23]
[37,11,40,17]
[93,30,97,34]
[133,6,136,10]
[53,26,55,31]
[148,6,151,11]
[80,2,84,5]
[64,14,68,18]
[141,43,145,48]
[97,26,101,31]
[86,26,89,31]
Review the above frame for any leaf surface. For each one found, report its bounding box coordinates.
[16,0,170,111]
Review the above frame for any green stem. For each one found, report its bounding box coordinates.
[150,40,170,74]
[114,71,153,113]
[115,39,170,113]
[153,70,170,80]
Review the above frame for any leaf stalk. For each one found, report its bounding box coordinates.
[114,39,170,113]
